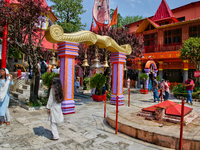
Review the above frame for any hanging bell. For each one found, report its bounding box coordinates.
[82,59,89,67]
[91,59,101,68]
[103,61,109,68]
[49,57,57,65]
[124,65,127,71]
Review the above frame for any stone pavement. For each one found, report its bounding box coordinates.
[0,88,174,150]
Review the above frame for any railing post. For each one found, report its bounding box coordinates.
[179,99,184,150]
[115,95,119,134]
[128,87,130,107]
[104,90,107,118]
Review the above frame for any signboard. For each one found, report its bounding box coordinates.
[194,71,200,78]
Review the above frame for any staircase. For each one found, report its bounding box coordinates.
[10,79,47,105]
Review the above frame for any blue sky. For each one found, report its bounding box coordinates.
[46,0,200,30]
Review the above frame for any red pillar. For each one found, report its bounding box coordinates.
[1,0,10,68]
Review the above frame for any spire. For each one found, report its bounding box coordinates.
[152,0,175,21]
[90,21,95,32]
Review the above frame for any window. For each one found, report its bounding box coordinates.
[144,24,156,31]
[164,29,182,44]
[177,17,185,22]
[189,26,200,37]
[144,33,157,46]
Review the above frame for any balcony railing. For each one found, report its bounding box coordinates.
[144,42,183,53]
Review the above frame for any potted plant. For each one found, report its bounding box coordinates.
[90,73,106,102]
[139,73,148,94]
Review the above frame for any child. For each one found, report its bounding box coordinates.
[47,77,64,140]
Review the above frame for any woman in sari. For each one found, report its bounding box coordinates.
[0,68,13,126]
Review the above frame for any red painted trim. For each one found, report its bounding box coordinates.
[62,106,75,109]
[63,112,75,115]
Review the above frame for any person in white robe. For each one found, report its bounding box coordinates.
[0,68,13,126]
[46,77,64,140]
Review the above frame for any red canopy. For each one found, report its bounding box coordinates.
[142,100,193,116]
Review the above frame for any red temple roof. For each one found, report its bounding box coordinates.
[152,0,175,21]
[142,100,193,116]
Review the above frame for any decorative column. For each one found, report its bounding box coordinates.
[137,61,142,88]
[158,61,163,79]
[183,60,189,83]
[57,41,79,115]
[1,0,9,68]
[144,68,150,90]
[110,52,126,105]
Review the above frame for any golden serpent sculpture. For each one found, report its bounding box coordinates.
[45,25,132,55]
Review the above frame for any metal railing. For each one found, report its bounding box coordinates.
[9,73,30,93]
[144,42,183,53]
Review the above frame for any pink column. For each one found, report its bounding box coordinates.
[57,41,79,115]
[110,52,126,106]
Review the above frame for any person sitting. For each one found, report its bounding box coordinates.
[74,77,80,93]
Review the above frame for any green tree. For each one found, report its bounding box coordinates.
[0,0,48,102]
[121,15,143,26]
[180,37,200,85]
[49,0,86,33]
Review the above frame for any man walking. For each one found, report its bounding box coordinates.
[152,76,160,102]
[185,76,195,105]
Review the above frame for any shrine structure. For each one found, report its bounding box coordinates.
[125,0,200,86]
[45,25,131,114]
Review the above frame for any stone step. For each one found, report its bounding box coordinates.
[16,88,30,95]
[22,84,30,90]
[11,91,28,103]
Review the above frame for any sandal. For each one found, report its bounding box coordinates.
[0,121,5,125]
[6,122,10,126]
[50,138,59,140]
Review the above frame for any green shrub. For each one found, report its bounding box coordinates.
[42,72,59,89]
[90,73,106,95]
[83,77,90,90]
[139,73,148,89]
[172,84,187,97]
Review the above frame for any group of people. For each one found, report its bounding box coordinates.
[151,76,195,105]
[151,76,170,102]
[37,60,60,76]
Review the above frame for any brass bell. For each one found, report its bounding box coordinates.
[91,59,101,68]
[82,59,89,67]
[103,61,109,68]
[49,57,57,65]
[124,63,127,71]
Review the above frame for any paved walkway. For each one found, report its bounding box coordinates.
[0,89,174,150]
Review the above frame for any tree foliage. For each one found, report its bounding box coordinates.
[49,0,86,33]
[0,0,48,101]
[180,37,200,71]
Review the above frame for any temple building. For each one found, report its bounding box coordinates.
[125,0,200,85]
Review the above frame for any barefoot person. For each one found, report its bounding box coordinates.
[47,77,64,140]
[0,68,13,126]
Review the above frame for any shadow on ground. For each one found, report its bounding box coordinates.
[33,126,52,139]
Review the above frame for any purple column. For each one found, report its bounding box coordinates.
[110,52,126,106]
[57,41,79,115]
[144,68,150,90]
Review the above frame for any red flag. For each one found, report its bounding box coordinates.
[108,6,118,27]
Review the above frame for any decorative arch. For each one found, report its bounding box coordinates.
[145,60,157,70]
[45,25,131,114]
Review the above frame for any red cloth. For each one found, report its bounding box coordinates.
[185,79,194,91]
[108,6,118,27]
